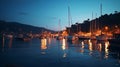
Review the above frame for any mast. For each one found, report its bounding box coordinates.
[100,3,102,34]
[68,6,71,27]
[58,19,61,35]
[90,12,93,35]
[92,12,93,34]
[100,3,102,16]
[67,0,72,35]
[59,19,61,31]
[95,13,97,32]
[68,5,72,35]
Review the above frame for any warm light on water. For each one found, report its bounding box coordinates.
[41,38,47,50]
[88,40,93,51]
[62,38,66,50]
[0,38,120,67]
[2,37,4,52]
[8,38,13,48]
[98,43,102,52]
[104,41,110,59]
[80,41,84,53]
[48,38,51,45]
[62,38,68,58]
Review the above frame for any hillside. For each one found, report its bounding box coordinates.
[81,12,120,32]
[0,20,55,34]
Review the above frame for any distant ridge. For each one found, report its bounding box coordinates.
[0,20,55,34]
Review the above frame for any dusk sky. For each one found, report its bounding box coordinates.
[0,0,120,31]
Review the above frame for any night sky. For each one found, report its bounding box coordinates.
[0,0,120,31]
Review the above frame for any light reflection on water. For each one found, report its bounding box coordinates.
[80,41,84,53]
[47,38,51,45]
[88,40,93,55]
[8,38,13,48]
[41,38,47,54]
[62,38,69,58]
[88,40,110,59]
[0,38,120,67]
[69,39,112,60]
[41,38,47,50]
[2,36,5,52]
[104,41,110,59]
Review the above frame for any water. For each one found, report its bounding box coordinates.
[0,38,120,67]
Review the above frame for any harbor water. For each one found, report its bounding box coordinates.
[0,38,120,67]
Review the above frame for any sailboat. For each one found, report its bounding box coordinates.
[90,12,97,40]
[108,34,120,44]
[56,19,64,40]
[96,4,108,41]
[15,34,31,41]
[66,5,79,41]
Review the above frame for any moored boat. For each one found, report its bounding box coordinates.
[108,34,120,44]
[67,36,78,41]
[56,35,64,40]
[96,34,108,41]
[15,34,31,42]
[79,36,90,40]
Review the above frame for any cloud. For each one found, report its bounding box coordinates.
[19,12,29,16]
[45,16,58,20]
[50,17,58,20]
